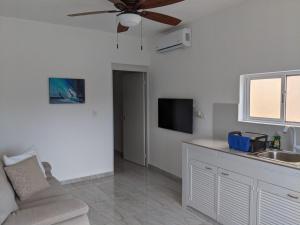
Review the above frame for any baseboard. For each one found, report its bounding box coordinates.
[61,171,114,185]
[148,164,182,183]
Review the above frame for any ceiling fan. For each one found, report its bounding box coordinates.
[68,0,184,33]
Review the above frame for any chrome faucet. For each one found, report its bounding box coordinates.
[283,126,300,153]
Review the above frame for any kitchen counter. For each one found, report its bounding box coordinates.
[183,138,300,170]
[182,139,300,224]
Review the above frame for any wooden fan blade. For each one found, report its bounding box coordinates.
[108,0,128,10]
[118,23,129,33]
[140,11,181,26]
[68,10,119,17]
[137,0,184,9]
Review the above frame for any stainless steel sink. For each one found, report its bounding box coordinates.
[257,151,300,163]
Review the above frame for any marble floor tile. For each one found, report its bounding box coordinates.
[64,157,216,225]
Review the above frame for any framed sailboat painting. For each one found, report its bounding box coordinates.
[49,78,85,104]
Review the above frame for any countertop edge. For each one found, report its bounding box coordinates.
[183,139,300,171]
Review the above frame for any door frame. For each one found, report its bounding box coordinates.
[112,63,149,167]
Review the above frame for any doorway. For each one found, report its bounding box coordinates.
[113,70,147,167]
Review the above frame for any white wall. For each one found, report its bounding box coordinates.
[149,0,300,177]
[0,16,150,181]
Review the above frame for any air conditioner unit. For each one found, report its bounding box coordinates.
[156,28,191,53]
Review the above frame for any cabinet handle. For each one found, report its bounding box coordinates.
[205,167,212,170]
[287,194,299,199]
[221,172,229,176]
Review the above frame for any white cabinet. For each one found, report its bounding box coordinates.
[182,142,300,225]
[257,181,300,225]
[217,169,253,225]
[188,160,217,219]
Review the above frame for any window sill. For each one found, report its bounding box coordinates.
[238,119,300,128]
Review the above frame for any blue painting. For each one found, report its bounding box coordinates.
[49,78,85,104]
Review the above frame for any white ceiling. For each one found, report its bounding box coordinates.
[0,0,246,36]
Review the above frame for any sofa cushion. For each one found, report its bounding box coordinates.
[4,156,49,201]
[0,161,18,224]
[3,199,89,225]
[17,177,68,208]
[18,177,73,209]
[18,194,73,210]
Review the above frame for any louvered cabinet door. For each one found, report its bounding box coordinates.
[188,160,217,219]
[217,169,253,225]
[257,181,300,225]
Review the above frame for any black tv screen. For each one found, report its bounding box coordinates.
[158,98,193,134]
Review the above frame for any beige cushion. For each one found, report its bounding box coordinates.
[18,177,71,209]
[4,156,49,201]
[0,161,18,224]
[18,194,73,210]
[3,199,89,225]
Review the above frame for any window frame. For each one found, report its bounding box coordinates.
[239,70,300,127]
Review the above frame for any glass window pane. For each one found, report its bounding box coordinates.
[249,78,281,119]
[286,75,300,122]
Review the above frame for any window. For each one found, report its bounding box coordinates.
[249,78,282,119]
[239,70,300,126]
[286,76,300,123]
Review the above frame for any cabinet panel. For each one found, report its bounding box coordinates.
[188,160,217,219]
[257,182,300,225]
[217,170,253,225]
[187,145,219,166]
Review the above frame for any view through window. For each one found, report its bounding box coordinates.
[286,76,300,123]
[250,78,281,119]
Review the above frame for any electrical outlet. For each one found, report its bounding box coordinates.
[196,111,204,119]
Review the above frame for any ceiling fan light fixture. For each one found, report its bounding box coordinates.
[118,13,142,27]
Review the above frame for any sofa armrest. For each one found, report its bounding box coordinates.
[42,162,53,178]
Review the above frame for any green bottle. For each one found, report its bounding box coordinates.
[272,135,281,150]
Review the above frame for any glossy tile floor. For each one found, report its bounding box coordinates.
[64,157,216,225]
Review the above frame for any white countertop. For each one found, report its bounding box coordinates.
[184,139,229,151]
[184,138,300,170]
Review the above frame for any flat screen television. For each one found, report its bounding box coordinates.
[158,98,193,134]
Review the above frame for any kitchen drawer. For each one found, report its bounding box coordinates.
[258,181,300,203]
[218,168,254,186]
[189,160,218,174]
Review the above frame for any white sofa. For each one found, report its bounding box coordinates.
[0,161,90,225]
